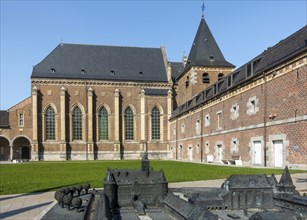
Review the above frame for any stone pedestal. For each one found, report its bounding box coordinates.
[59,143,67,160]
[87,143,94,160]
[31,142,39,161]
[139,140,147,152]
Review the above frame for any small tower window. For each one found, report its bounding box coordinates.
[218,73,224,81]
[202,72,210,84]
[185,76,190,87]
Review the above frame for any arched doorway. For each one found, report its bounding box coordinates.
[12,136,31,160]
[0,136,10,160]
[21,147,30,159]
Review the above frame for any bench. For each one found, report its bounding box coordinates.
[222,155,242,165]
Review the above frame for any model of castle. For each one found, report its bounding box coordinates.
[99,157,306,220]
[104,153,168,212]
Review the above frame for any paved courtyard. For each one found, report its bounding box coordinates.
[0,172,306,220]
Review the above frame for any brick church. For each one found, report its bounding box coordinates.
[0,15,306,168]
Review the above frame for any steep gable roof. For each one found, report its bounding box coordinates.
[185,17,234,69]
[170,61,184,83]
[31,44,169,83]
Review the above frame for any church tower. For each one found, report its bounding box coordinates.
[176,14,234,106]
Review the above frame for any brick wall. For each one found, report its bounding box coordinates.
[170,57,307,168]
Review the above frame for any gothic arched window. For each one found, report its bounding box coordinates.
[125,107,134,140]
[99,107,108,140]
[72,106,82,140]
[45,106,55,140]
[151,106,160,140]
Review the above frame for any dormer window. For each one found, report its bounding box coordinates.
[110,70,115,75]
[139,71,143,76]
[232,71,239,83]
[246,63,252,77]
[81,69,86,74]
[209,55,215,64]
[227,75,232,87]
[202,72,210,84]
[253,57,261,70]
[50,68,56,73]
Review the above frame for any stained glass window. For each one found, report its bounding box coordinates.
[73,107,82,140]
[151,107,160,140]
[46,106,55,140]
[99,107,108,140]
[124,107,134,140]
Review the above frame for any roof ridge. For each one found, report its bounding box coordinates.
[8,96,31,111]
[60,43,162,50]
[260,25,307,56]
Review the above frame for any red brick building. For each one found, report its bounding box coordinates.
[169,17,307,169]
[0,16,306,168]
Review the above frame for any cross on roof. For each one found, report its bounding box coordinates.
[201,1,205,17]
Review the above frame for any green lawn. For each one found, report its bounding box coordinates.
[0,160,305,195]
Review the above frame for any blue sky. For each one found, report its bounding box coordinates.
[1,1,306,110]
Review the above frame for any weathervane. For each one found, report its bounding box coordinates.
[201,0,205,17]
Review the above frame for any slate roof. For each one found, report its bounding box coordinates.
[226,175,273,189]
[0,111,9,128]
[170,62,184,83]
[278,166,295,187]
[144,89,169,96]
[105,169,167,185]
[31,44,169,83]
[171,25,307,120]
[182,17,234,75]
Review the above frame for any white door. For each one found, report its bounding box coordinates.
[274,140,283,167]
[254,141,262,164]
[179,145,183,160]
[188,146,193,161]
[217,145,223,161]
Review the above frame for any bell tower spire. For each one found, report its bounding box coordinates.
[175,5,235,106]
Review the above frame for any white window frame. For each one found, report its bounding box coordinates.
[204,114,210,127]
[217,111,222,130]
